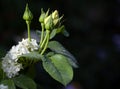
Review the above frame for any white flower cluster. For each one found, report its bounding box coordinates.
[2,38,39,78]
[0,84,8,89]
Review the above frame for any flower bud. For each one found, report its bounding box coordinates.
[39,8,46,23]
[52,10,59,19]
[44,15,53,30]
[23,4,33,21]
[52,10,59,26]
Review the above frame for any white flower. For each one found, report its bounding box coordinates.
[2,38,39,78]
[0,84,8,89]
[18,38,39,52]
[2,54,22,78]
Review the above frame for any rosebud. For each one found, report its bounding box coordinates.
[44,15,53,30]
[23,4,33,21]
[39,8,46,23]
[52,10,59,19]
[52,10,59,26]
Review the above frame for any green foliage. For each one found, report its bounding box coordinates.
[18,51,42,61]
[48,41,78,68]
[46,52,55,57]
[13,75,37,89]
[1,79,16,89]
[50,29,57,39]
[42,54,73,86]
[18,52,42,67]
[50,25,69,39]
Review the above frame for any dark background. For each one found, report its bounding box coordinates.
[0,0,120,89]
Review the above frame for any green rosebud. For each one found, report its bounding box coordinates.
[52,10,59,19]
[39,9,50,23]
[52,10,59,26]
[44,15,53,30]
[23,4,33,21]
[39,8,46,23]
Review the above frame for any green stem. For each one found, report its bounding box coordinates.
[39,30,47,53]
[40,30,48,49]
[26,21,31,41]
[40,23,44,45]
[40,30,50,55]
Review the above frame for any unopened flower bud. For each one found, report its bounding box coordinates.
[23,4,33,21]
[52,10,59,26]
[52,10,59,19]
[44,15,53,30]
[39,8,45,23]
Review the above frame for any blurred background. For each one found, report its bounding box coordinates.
[0,0,120,89]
